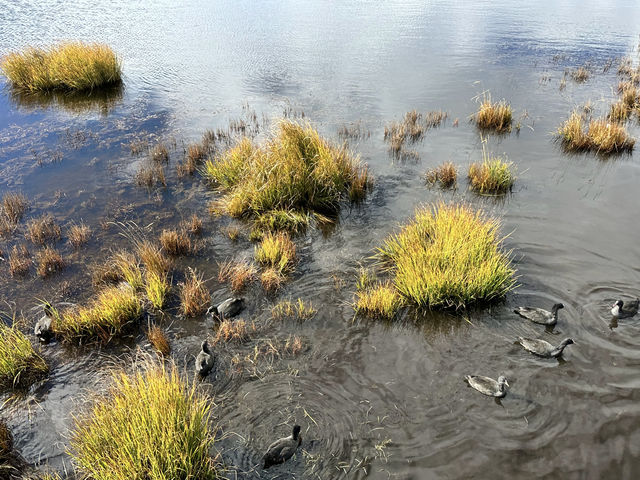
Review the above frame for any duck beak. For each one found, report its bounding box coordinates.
[505,381,510,388]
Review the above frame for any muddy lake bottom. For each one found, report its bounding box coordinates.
[2,1,640,479]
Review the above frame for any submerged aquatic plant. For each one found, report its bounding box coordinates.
[0,320,48,389]
[70,361,218,480]
[1,42,121,92]
[203,121,370,231]
[374,203,516,310]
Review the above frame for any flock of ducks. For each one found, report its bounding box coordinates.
[465,299,639,398]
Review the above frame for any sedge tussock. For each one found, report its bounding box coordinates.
[0,321,48,390]
[179,268,210,317]
[217,260,257,292]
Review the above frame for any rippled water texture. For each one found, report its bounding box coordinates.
[1,0,640,478]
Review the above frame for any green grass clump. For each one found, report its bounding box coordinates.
[255,232,296,274]
[70,361,218,480]
[52,285,142,343]
[354,283,404,319]
[271,298,317,321]
[0,321,48,389]
[377,203,515,309]
[204,121,370,229]
[145,271,170,310]
[468,158,515,194]
[1,42,121,92]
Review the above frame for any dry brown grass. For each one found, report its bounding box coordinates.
[218,260,257,292]
[177,156,197,177]
[36,246,65,278]
[179,268,210,317]
[159,229,192,256]
[384,110,447,155]
[27,214,61,245]
[618,57,640,84]
[474,96,512,133]
[68,222,91,248]
[0,216,15,237]
[259,267,285,292]
[91,251,143,290]
[609,101,632,122]
[183,214,203,236]
[147,325,171,356]
[1,192,28,223]
[9,244,31,276]
[425,162,458,188]
[135,162,166,188]
[557,111,635,153]
[186,143,207,163]
[570,66,590,83]
[213,319,255,344]
[136,240,171,276]
[150,143,169,163]
[224,226,240,241]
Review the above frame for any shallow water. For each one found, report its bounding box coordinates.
[1,0,640,478]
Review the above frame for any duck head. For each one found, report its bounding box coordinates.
[292,425,301,441]
[497,376,509,391]
[552,303,564,314]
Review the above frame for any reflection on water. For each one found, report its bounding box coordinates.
[1,0,640,478]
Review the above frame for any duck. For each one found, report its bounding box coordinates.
[207,297,244,320]
[517,337,574,358]
[263,425,302,469]
[464,375,509,398]
[514,303,564,326]
[611,299,639,318]
[195,340,215,377]
[34,303,55,342]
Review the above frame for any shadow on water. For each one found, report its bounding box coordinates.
[7,84,124,115]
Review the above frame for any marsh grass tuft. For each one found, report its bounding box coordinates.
[425,162,458,188]
[147,325,171,356]
[354,283,403,319]
[1,192,28,223]
[36,246,65,278]
[214,319,254,344]
[557,111,635,153]
[92,251,144,290]
[384,110,447,155]
[68,222,91,248]
[218,260,257,292]
[570,66,590,83]
[271,298,317,321]
[255,232,296,274]
[203,121,370,231]
[1,42,121,92]
[9,244,31,276]
[0,320,48,389]
[376,203,515,309]
[150,143,169,163]
[179,268,210,317]
[259,267,285,292]
[136,240,171,276]
[474,95,513,133]
[468,157,515,195]
[145,271,170,310]
[52,285,142,343]
[184,214,203,236]
[70,361,217,480]
[27,214,61,245]
[159,229,192,256]
[136,161,166,188]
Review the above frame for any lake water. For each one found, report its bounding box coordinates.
[1,1,640,478]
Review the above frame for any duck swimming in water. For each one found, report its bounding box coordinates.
[263,425,302,469]
[611,299,639,318]
[514,303,564,326]
[34,303,55,343]
[195,340,215,377]
[465,375,509,398]
[517,337,574,358]
[207,297,244,320]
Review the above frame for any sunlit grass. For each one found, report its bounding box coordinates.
[1,192,28,223]
[203,121,370,231]
[147,325,170,356]
[0,320,48,389]
[557,111,635,153]
[70,361,218,480]
[474,95,512,133]
[218,260,257,292]
[52,285,142,343]
[255,232,296,274]
[35,246,65,278]
[425,161,458,188]
[145,271,170,310]
[468,158,515,194]
[179,268,210,317]
[1,42,121,92]
[271,298,317,321]
[213,319,254,344]
[376,203,516,309]
[354,283,403,319]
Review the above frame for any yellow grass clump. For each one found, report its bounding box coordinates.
[474,96,513,133]
[159,229,192,256]
[213,319,254,344]
[259,268,285,292]
[468,158,515,195]
[425,161,458,188]
[203,121,370,230]
[375,203,516,309]
[255,232,296,274]
[271,298,317,321]
[9,244,31,276]
[52,285,142,343]
[557,111,635,153]
[179,268,210,317]
[355,283,404,319]
[1,192,28,223]
[217,260,257,292]
[36,246,65,278]
[1,42,121,92]
[68,222,91,248]
[70,362,218,480]
[0,321,48,389]
[145,271,170,310]
[136,240,171,276]
[27,214,61,245]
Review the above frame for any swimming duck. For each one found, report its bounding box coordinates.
[34,303,55,342]
[514,303,564,326]
[263,425,302,469]
[517,337,574,358]
[207,297,244,320]
[195,340,215,376]
[465,375,509,398]
[611,299,639,318]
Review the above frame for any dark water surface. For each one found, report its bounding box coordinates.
[1,1,640,478]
